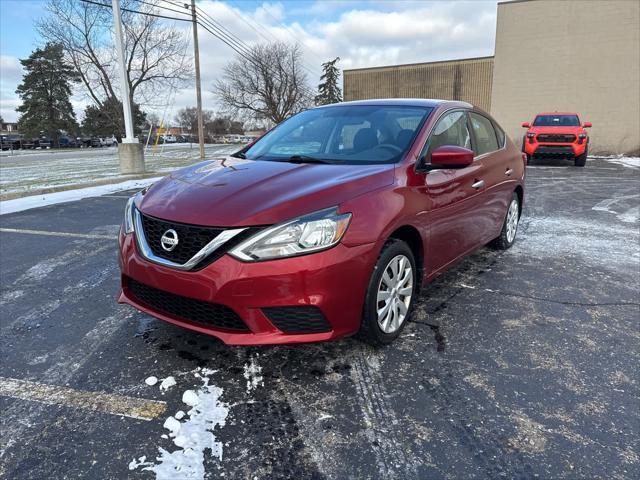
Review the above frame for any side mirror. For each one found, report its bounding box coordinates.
[522,122,531,128]
[429,145,474,169]
[583,122,592,128]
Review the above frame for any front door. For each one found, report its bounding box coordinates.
[419,110,487,275]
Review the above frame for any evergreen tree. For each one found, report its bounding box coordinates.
[315,57,343,106]
[82,97,146,141]
[16,43,79,144]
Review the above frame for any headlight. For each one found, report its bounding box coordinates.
[229,208,351,261]
[123,195,137,234]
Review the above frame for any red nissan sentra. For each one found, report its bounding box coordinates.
[118,99,525,346]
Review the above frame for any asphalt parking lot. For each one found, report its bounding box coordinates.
[1,157,639,479]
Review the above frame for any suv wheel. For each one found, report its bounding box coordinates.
[359,239,417,346]
[575,146,588,167]
[490,192,520,250]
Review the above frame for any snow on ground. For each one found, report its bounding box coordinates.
[0,144,242,196]
[0,177,163,215]
[129,368,230,480]
[243,354,264,394]
[600,156,640,169]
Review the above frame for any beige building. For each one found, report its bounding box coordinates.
[343,0,640,155]
[491,0,640,155]
[343,57,495,112]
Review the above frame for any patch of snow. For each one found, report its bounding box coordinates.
[145,376,158,386]
[0,177,163,215]
[159,376,176,391]
[604,156,640,169]
[175,410,185,420]
[130,370,229,479]
[592,194,640,223]
[243,355,263,394]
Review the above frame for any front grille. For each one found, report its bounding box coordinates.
[126,277,250,332]
[536,134,576,143]
[139,212,261,269]
[140,212,224,264]
[262,306,332,333]
[533,145,575,158]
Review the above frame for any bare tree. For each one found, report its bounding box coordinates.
[38,0,192,109]
[214,43,312,125]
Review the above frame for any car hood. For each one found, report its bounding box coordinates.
[529,126,583,134]
[138,157,395,226]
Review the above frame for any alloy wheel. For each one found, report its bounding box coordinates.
[376,254,414,334]
[506,199,519,243]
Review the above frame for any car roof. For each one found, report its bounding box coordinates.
[536,112,579,116]
[316,98,473,109]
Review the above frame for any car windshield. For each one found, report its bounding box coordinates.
[241,105,433,164]
[533,115,580,127]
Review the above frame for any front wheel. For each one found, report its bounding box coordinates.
[359,239,417,346]
[575,147,588,167]
[490,192,520,250]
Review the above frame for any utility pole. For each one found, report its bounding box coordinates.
[112,0,144,173]
[191,0,205,160]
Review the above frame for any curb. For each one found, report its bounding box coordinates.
[0,173,163,201]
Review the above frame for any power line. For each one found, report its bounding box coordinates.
[79,0,191,22]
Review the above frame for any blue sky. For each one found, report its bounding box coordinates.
[1,0,499,122]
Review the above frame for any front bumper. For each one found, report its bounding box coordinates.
[524,142,587,158]
[118,230,378,345]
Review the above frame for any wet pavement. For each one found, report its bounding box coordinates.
[0,157,639,479]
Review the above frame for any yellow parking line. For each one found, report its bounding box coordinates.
[0,228,117,240]
[0,377,166,421]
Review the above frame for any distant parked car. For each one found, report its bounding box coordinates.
[100,136,117,147]
[38,137,53,149]
[161,135,177,143]
[77,136,102,148]
[521,112,591,167]
[22,138,39,149]
[59,135,79,148]
[0,134,23,150]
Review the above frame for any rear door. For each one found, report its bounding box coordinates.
[468,112,515,242]
[420,110,487,274]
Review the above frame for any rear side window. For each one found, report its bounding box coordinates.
[493,123,506,148]
[469,113,499,156]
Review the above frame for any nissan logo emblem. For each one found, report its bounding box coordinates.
[160,229,179,252]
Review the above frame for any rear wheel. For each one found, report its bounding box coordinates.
[575,147,588,167]
[359,239,417,346]
[490,192,520,250]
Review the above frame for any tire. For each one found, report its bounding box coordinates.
[521,138,532,165]
[490,192,520,250]
[358,239,417,346]
[574,146,588,167]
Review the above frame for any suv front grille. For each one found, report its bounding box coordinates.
[139,212,261,269]
[262,306,332,333]
[536,134,576,143]
[126,277,250,332]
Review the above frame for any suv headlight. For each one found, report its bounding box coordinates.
[123,195,138,234]
[230,208,351,261]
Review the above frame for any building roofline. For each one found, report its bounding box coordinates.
[343,55,494,73]
[498,0,537,5]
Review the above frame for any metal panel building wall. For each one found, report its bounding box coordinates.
[343,57,494,112]
[491,0,640,155]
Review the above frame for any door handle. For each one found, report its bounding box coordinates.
[505,168,513,176]
[471,180,485,189]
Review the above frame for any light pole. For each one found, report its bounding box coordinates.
[191,0,205,160]
[112,0,144,173]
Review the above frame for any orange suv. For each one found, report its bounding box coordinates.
[522,113,591,166]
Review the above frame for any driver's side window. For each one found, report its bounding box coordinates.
[423,111,471,162]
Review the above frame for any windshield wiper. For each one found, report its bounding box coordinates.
[285,155,340,164]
